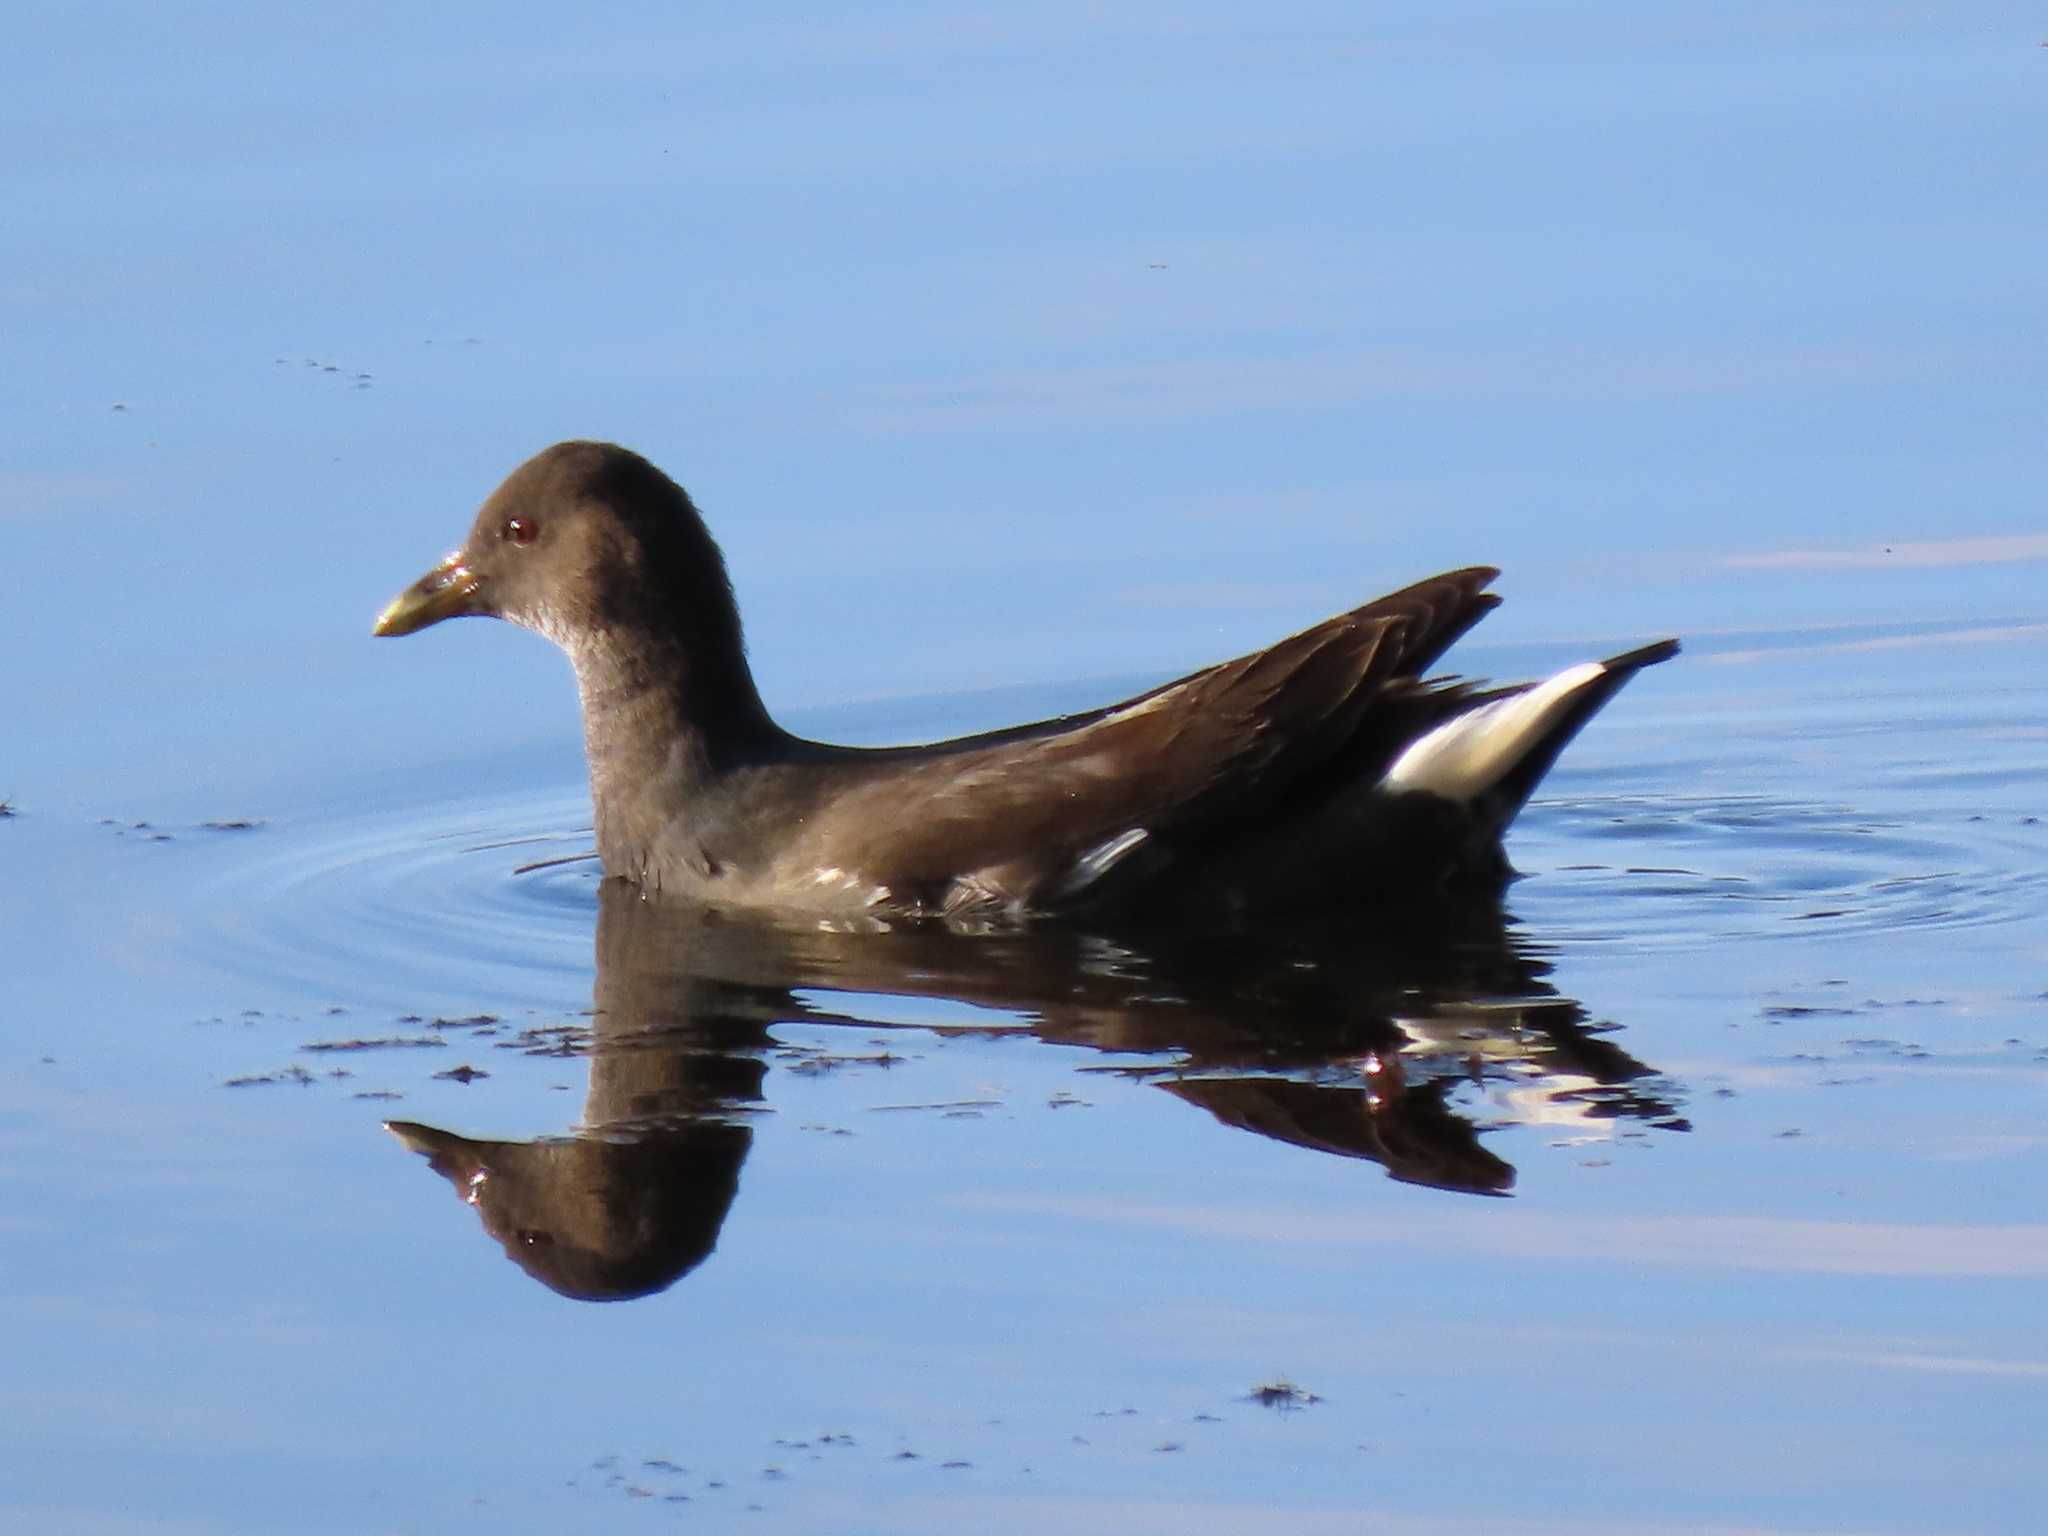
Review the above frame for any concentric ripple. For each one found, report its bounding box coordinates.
[187,664,2048,987]
[188,788,602,1011]
[1510,791,2048,948]
[1510,661,2048,951]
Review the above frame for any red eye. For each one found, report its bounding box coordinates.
[504,517,538,546]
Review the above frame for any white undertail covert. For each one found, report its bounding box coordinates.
[1380,662,1608,802]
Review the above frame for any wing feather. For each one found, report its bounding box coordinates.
[816,568,1505,905]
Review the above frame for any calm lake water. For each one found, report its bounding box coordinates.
[8,609,2046,1534]
[8,7,2044,1532]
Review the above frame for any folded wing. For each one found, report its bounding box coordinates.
[823,568,1513,911]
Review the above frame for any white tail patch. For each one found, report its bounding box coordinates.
[1382,662,1606,801]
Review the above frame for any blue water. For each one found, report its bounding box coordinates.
[8,619,2047,1534]
[6,6,2046,1533]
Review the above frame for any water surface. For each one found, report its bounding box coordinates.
[6,7,2044,1531]
[9,617,2046,1534]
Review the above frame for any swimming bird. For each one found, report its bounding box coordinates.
[374,441,1676,924]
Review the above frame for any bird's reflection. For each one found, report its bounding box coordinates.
[391,882,1686,1302]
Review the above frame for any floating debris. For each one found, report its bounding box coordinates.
[300,1036,446,1053]
[223,1065,317,1089]
[1248,1379,1322,1412]
[869,1099,1002,1115]
[430,1013,501,1030]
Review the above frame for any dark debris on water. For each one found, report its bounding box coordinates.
[1248,1379,1323,1412]
[301,1036,447,1053]
[223,1065,317,1089]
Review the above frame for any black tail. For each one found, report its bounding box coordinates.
[1483,638,1681,824]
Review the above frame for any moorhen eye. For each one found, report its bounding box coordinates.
[504,516,538,546]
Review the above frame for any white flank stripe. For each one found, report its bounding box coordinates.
[1057,827,1151,896]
